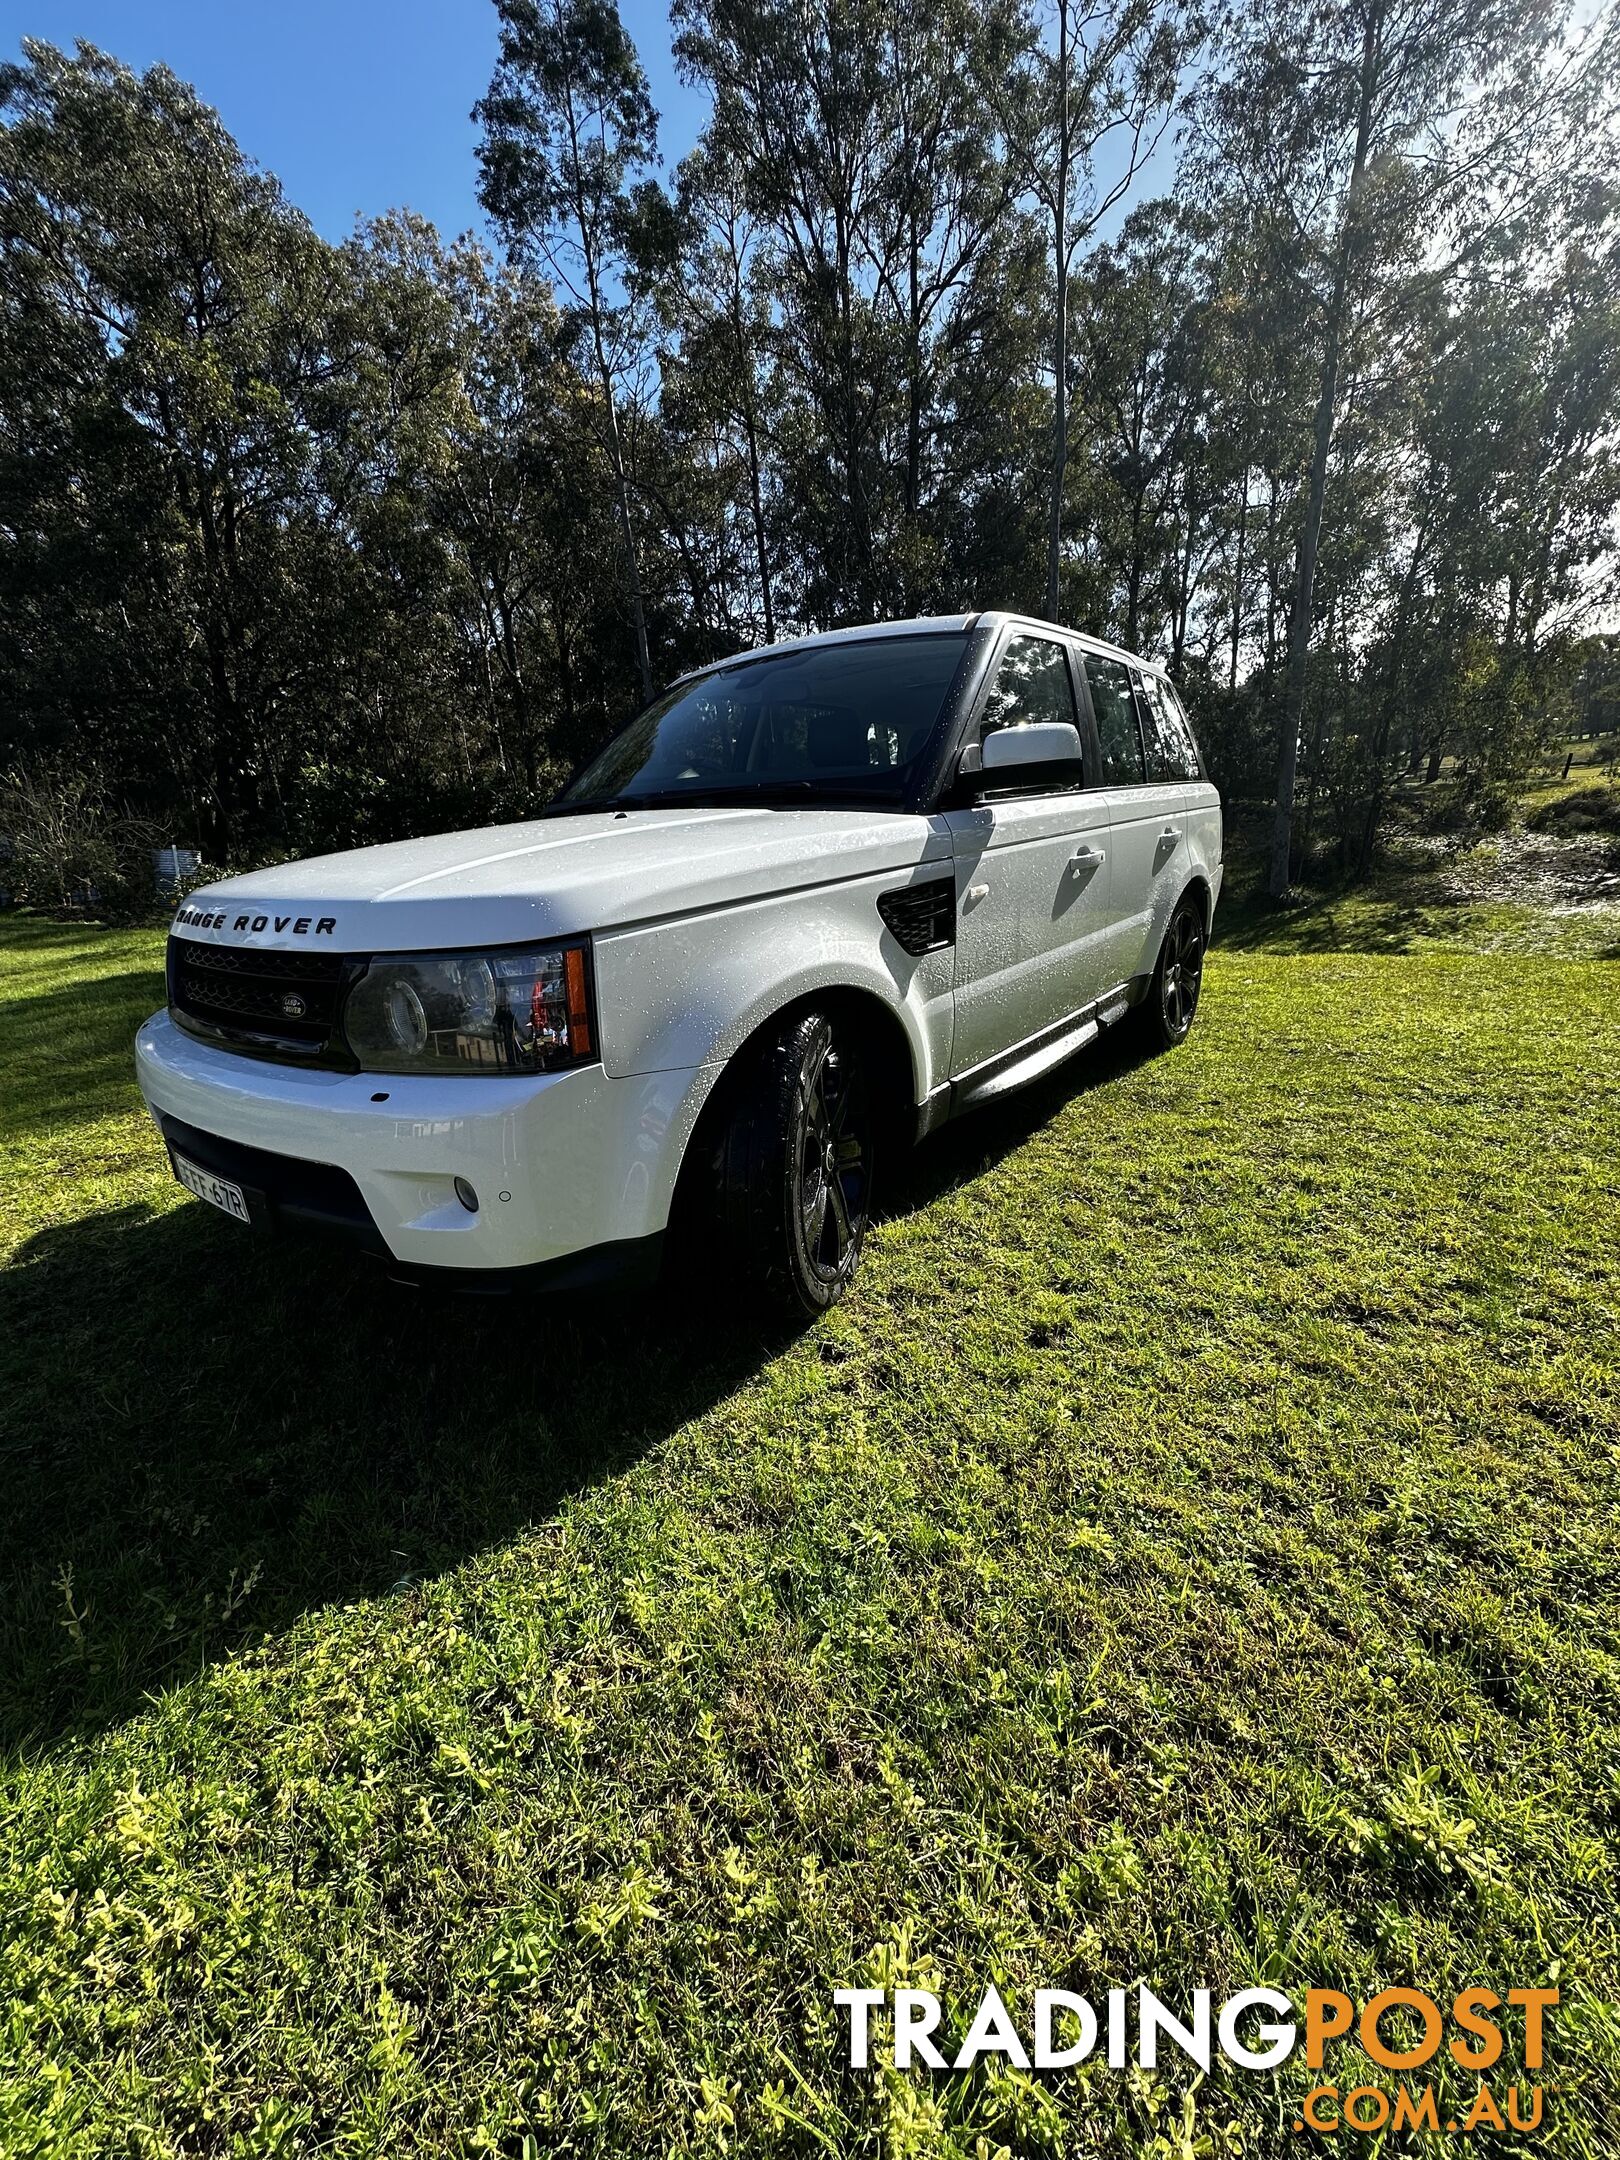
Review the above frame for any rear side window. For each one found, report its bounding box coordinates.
[1136,673,1199,783]
[1085,655,1145,784]
[1159,678,1203,779]
[980,633,1079,744]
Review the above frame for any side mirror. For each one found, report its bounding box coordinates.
[963,721,1084,787]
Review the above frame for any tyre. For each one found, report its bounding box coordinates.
[1135,892,1207,1051]
[704,1005,875,1317]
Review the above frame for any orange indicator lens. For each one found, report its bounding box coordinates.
[564,945,592,1056]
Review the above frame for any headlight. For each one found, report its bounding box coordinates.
[342,943,596,1075]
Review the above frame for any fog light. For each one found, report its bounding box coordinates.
[454,1177,479,1213]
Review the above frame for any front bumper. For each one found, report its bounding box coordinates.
[135,1011,708,1279]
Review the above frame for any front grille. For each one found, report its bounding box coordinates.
[168,936,353,1062]
[877,876,956,956]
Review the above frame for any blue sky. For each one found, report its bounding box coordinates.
[8,0,708,242]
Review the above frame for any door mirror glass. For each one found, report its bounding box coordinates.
[977,721,1084,774]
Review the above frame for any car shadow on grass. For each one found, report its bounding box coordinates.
[0,1198,800,1757]
[1216,890,1433,954]
[882,1010,1163,1219]
[0,1013,1161,1759]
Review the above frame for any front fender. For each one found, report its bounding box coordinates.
[593,875,955,1105]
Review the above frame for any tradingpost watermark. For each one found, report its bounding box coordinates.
[833,1980,1557,2137]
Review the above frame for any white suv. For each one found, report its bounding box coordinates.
[136,614,1221,1314]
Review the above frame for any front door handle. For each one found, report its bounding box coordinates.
[1160,826,1182,841]
[1070,844,1106,867]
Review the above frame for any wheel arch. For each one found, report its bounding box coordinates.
[1178,871,1216,936]
[666,982,921,1236]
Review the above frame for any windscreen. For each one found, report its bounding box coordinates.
[555,633,970,811]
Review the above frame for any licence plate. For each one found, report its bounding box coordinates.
[172,1151,251,1224]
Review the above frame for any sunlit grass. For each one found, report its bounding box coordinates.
[2,910,1617,2154]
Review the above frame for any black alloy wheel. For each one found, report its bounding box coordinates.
[703,1005,875,1316]
[1160,898,1205,1041]
[793,1020,870,1291]
[1132,893,1207,1052]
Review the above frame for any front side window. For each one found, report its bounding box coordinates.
[1086,655,1145,785]
[1136,672,1199,783]
[979,633,1079,746]
[554,634,970,812]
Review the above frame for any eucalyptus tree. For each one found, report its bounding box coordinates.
[419,237,627,793]
[1494,192,1620,665]
[1071,201,1216,658]
[673,0,893,619]
[0,40,349,854]
[0,41,638,860]
[667,145,780,641]
[1201,220,1316,699]
[673,0,1036,623]
[996,0,1192,622]
[866,0,1030,603]
[1345,182,1620,863]
[478,0,674,700]
[1197,0,1608,893]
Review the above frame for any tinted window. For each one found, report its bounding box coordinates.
[1085,655,1145,784]
[1136,673,1199,783]
[556,633,969,811]
[1159,679,1203,779]
[980,633,1079,745]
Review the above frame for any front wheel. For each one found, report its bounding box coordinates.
[1135,893,1207,1051]
[704,1007,874,1317]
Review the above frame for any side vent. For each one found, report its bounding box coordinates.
[877,877,956,956]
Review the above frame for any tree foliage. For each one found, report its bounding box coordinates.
[1,11,1616,885]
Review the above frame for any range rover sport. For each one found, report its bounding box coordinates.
[137,613,1221,1315]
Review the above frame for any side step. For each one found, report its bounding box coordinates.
[952,1014,1100,1111]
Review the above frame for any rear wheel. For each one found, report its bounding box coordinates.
[703,1006,874,1317]
[1136,893,1207,1051]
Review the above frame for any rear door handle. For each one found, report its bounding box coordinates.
[1160,826,1182,841]
[1070,844,1106,867]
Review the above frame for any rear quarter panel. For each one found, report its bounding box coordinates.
[1185,780,1224,923]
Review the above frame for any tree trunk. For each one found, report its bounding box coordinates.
[1172,480,1199,674]
[743,391,775,645]
[566,92,653,705]
[1229,459,1248,692]
[1354,512,1430,877]
[1044,1,1070,622]
[1262,472,1280,691]
[1267,2,1381,899]
[596,361,653,704]
[1297,593,1336,872]
[834,207,872,615]
[905,205,923,528]
[734,296,775,644]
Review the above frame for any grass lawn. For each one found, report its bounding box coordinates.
[2,909,1618,2156]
